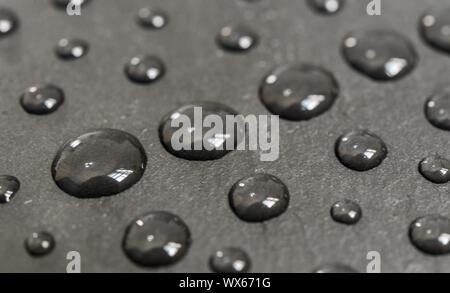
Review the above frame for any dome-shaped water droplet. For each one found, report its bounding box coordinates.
[136,8,168,29]
[425,89,450,131]
[409,215,450,255]
[419,155,450,184]
[125,55,165,84]
[55,38,89,60]
[25,232,55,256]
[0,175,20,204]
[0,8,18,37]
[420,8,450,54]
[217,25,258,52]
[209,247,251,273]
[330,199,362,225]
[20,84,64,115]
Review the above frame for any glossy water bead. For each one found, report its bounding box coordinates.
[217,25,258,52]
[55,38,89,60]
[307,0,345,15]
[330,199,362,225]
[25,232,55,256]
[20,85,64,115]
[136,8,168,29]
[0,8,18,37]
[209,247,251,273]
[409,215,450,255]
[419,155,450,184]
[425,89,450,131]
[0,175,20,204]
[420,8,450,54]
[125,55,165,84]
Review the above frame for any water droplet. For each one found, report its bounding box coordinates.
[136,8,168,29]
[409,215,450,255]
[125,55,165,84]
[425,89,450,131]
[217,25,258,52]
[0,175,20,204]
[419,155,450,184]
[342,30,417,81]
[307,0,344,15]
[51,129,147,198]
[229,174,289,222]
[25,232,55,256]
[20,84,64,115]
[0,8,18,37]
[330,199,362,225]
[55,38,89,60]
[313,264,358,273]
[209,247,251,273]
[159,102,244,161]
[123,211,191,267]
[335,130,388,171]
[420,8,450,54]
[260,64,339,121]
[52,0,90,9]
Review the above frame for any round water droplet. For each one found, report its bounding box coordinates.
[425,90,450,131]
[55,38,89,60]
[52,0,90,9]
[125,55,165,84]
[335,130,387,171]
[0,8,18,37]
[25,232,55,256]
[51,129,147,198]
[419,155,450,184]
[0,175,20,204]
[229,174,289,222]
[330,199,361,225]
[420,8,450,54]
[123,211,191,267]
[409,215,450,255]
[217,25,258,52]
[307,0,345,15]
[342,29,417,81]
[209,247,251,273]
[20,84,64,115]
[159,102,244,161]
[313,264,358,273]
[259,63,339,121]
[137,8,168,29]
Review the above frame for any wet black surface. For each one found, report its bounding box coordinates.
[1,0,450,273]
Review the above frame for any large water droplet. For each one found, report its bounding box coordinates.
[307,0,345,15]
[409,215,450,255]
[159,102,244,161]
[342,29,417,81]
[425,89,450,131]
[136,8,168,29]
[330,199,362,225]
[229,174,289,222]
[123,211,191,267]
[419,155,450,184]
[55,38,89,60]
[209,247,251,273]
[420,8,450,54]
[0,8,18,37]
[0,175,20,204]
[125,55,165,84]
[335,130,387,171]
[51,129,147,198]
[313,264,358,273]
[20,84,64,115]
[25,232,55,256]
[217,25,258,52]
[259,63,339,121]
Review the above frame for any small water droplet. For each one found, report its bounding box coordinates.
[409,215,450,255]
[123,211,191,267]
[342,29,417,81]
[229,174,289,222]
[217,25,258,52]
[260,63,339,121]
[425,89,450,131]
[20,84,64,115]
[420,8,450,54]
[136,8,168,29]
[307,0,344,15]
[209,247,251,273]
[330,199,362,225]
[313,264,358,273]
[0,8,18,37]
[0,175,20,204]
[159,102,244,161]
[55,38,89,60]
[25,232,55,256]
[419,155,450,184]
[125,55,165,84]
[51,129,147,198]
[335,130,388,171]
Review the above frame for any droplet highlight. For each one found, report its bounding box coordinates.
[20,84,64,115]
[209,247,251,273]
[0,175,20,204]
[0,8,18,37]
[409,215,450,255]
[330,199,362,225]
[307,0,345,15]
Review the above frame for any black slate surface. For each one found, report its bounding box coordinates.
[0,0,450,273]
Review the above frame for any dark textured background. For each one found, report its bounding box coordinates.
[0,0,449,273]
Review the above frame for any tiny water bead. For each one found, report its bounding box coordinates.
[419,156,450,184]
[209,248,251,273]
[0,175,20,204]
[420,8,450,54]
[20,85,64,115]
[123,211,191,267]
[51,129,147,198]
[409,215,450,255]
[229,174,289,222]
[342,29,417,81]
[55,38,89,60]
[313,264,358,273]
[330,199,361,225]
[259,64,339,121]
[159,102,244,161]
[137,8,168,29]
[25,232,55,256]
[335,130,387,171]
[125,55,165,84]
[425,90,450,131]
[0,8,18,37]
[307,0,345,15]
[217,25,258,52]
